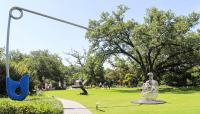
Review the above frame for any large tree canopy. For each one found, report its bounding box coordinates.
[86,5,200,81]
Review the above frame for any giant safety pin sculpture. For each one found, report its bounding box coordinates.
[6,6,91,101]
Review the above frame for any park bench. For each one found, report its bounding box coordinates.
[72,80,88,95]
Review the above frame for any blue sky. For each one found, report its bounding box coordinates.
[0,0,200,65]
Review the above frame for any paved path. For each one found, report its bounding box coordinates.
[56,98,92,114]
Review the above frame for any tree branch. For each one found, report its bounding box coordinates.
[113,42,141,65]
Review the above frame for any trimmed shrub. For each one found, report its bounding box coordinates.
[0,96,63,114]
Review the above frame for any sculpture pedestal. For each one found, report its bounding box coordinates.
[132,99,166,104]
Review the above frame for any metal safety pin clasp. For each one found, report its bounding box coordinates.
[6,75,29,101]
[6,7,29,101]
[5,6,92,101]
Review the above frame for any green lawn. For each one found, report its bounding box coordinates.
[45,86,200,114]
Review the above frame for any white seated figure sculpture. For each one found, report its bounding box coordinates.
[132,72,166,104]
[141,72,158,100]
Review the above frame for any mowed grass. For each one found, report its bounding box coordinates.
[45,86,200,114]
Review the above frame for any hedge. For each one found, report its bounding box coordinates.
[0,96,63,114]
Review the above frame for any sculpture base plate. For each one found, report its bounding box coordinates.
[131,99,166,104]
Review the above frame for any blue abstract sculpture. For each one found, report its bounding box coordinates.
[6,75,29,101]
[5,7,29,101]
[5,6,90,101]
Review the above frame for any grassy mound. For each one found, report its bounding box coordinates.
[0,96,63,114]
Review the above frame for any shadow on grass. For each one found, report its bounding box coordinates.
[100,105,134,108]
[86,104,134,112]
[111,88,141,93]
[159,87,200,94]
[111,87,200,94]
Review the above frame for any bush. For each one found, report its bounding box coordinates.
[0,96,63,114]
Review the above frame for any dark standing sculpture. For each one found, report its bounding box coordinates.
[72,80,88,95]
